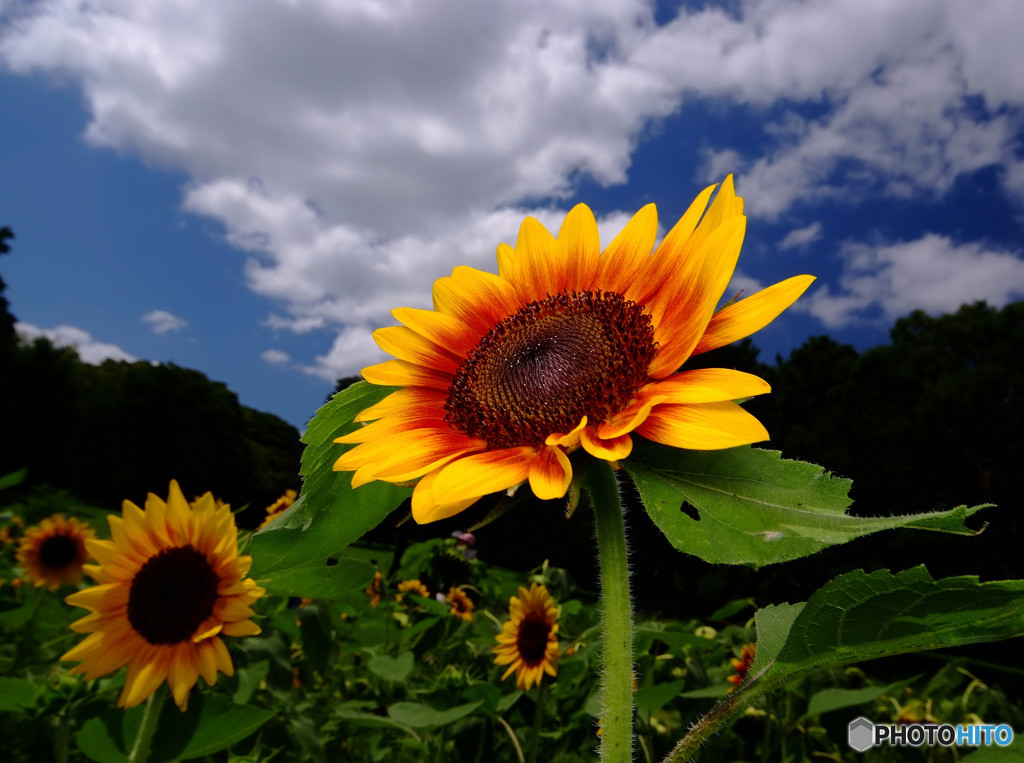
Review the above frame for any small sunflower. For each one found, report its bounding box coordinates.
[493,583,560,691]
[60,481,264,711]
[258,488,298,530]
[16,514,94,590]
[334,176,815,522]
[727,643,756,692]
[395,578,430,607]
[365,571,384,607]
[445,586,475,622]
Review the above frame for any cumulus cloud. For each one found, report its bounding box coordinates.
[261,348,290,365]
[3,0,1023,377]
[142,309,188,334]
[779,222,823,251]
[803,234,1024,327]
[16,322,138,364]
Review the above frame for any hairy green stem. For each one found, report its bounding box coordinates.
[586,462,634,762]
[128,685,165,763]
[527,680,547,763]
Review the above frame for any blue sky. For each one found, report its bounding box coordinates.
[2,0,1023,431]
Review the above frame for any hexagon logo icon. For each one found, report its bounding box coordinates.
[848,717,875,752]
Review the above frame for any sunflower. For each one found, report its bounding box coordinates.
[258,488,298,530]
[396,578,430,607]
[60,481,264,711]
[334,176,814,522]
[445,586,475,622]
[365,571,385,607]
[727,643,756,692]
[16,514,94,590]
[493,583,560,691]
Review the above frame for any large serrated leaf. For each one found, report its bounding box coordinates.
[753,567,1024,683]
[665,568,1024,763]
[622,442,988,568]
[251,382,411,577]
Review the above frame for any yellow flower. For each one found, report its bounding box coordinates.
[445,586,475,622]
[728,643,756,692]
[396,578,430,607]
[365,571,384,607]
[16,514,94,590]
[60,481,264,711]
[258,488,298,530]
[493,583,560,691]
[334,176,814,522]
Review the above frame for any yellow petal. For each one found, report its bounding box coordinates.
[693,275,817,355]
[411,468,482,524]
[642,369,770,404]
[435,265,520,336]
[647,215,746,377]
[512,216,564,301]
[392,307,479,360]
[627,183,718,305]
[558,203,600,291]
[221,619,262,637]
[528,447,573,500]
[580,428,633,460]
[597,203,658,294]
[636,401,769,450]
[430,447,534,505]
[361,359,452,392]
[374,326,460,374]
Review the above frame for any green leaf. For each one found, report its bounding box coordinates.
[753,567,1024,689]
[0,677,36,712]
[635,681,686,713]
[387,700,483,728]
[802,678,914,719]
[0,467,26,492]
[76,694,275,762]
[336,705,421,739]
[251,382,412,576]
[256,557,375,598]
[368,652,415,682]
[623,442,988,568]
[665,569,1024,762]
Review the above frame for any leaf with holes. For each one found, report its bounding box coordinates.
[623,442,988,568]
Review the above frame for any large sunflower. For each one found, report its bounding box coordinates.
[335,176,814,523]
[493,583,560,691]
[61,481,264,711]
[16,514,94,590]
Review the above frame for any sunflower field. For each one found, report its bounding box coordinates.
[2,178,1024,762]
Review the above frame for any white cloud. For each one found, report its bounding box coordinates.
[16,322,138,363]
[3,0,1024,378]
[142,309,188,334]
[803,234,1024,327]
[779,222,823,251]
[261,348,290,365]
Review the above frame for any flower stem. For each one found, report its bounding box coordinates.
[585,461,633,762]
[128,686,165,763]
[527,681,547,763]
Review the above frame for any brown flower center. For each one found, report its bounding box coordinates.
[445,290,656,448]
[128,546,220,645]
[39,533,80,570]
[517,613,552,664]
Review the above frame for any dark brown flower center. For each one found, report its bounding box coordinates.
[39,533,79,570]
[517,613,552,664]
[128,545,220,645]
[445,290,656,448]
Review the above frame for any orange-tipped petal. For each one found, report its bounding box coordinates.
[636,401,769,450]
[694,275,817,355]
[528,446,573,500]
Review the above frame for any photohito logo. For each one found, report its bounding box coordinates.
[847,717,1015,751]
